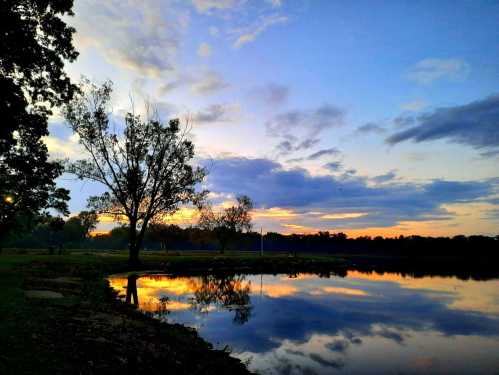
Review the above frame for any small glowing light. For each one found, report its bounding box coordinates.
[4,196,14,204]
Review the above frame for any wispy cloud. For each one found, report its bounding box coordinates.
[232,14,288,48]
[267,104,345,138]
[276,138,320,157]
[355,123,386,135]
[248,82,289,107]
[287,147,341,163]
[371,170,397,184]
[407,58,470,85]
[191,103,240,124]
[324,161,343,172]
[159,70,229,95]
[307,148,341,160]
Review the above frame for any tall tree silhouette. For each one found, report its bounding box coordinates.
[0,0,77,243]
[198,195,253,253]
[64,80,206,265]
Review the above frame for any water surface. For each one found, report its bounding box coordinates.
[109,271,499,374]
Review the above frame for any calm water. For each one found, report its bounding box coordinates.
[109,271,499,374]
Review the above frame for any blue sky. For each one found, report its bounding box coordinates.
[46,0,499,236]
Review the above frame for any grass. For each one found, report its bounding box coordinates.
[0,249,347,374]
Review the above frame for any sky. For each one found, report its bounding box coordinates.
[46,0,499,237]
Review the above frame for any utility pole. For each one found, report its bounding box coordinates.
[260,227,264,256]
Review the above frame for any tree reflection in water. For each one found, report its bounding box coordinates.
[125,274,139,305]
[189,275,252,324]
[123,274,253,324]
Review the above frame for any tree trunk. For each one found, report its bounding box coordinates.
[128,219,140,267]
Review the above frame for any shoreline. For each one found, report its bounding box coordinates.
[0,252,346,375]
[2,250,499,374]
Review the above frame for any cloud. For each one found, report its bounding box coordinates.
[371,170,397,184]
[324,161,343,172]
[286,147,340,163]
[43,134,82,160]
[71,0,187,78]
[308,353,344,369]
[233,14,288,48]
[393,115,416,128]
[202,156,496,228]
[191,71,229,94]
[386,95,499,156]
[267,104,345,139]
[249,83,289,107]
[191,103,240,124]
[197,42,212,58]
[325,339,349,353]
[192,0,244,13]
[306,148,341,160]
[407,58,470,85]
[277,137,320,157]
[355,123,386,135]
[159,70,229,95]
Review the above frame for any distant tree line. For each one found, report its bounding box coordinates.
[4,219,498,258]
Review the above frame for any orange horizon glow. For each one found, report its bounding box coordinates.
[87,203,498,239]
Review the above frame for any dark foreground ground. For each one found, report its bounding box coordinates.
[0,251,347,375]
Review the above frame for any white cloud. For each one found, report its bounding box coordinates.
[70,0,189,78]
[43,134,82,160]
[407,58,470,85]
[192,0,244,13]
[233,14,288,48]
[197,42,212,58]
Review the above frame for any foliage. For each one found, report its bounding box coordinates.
[64,79,206,264]
[77,210,99,238]
[0,0,78,243]
[198,196,253,253]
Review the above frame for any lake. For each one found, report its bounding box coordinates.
[109,271,499,374]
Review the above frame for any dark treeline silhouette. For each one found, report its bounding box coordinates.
[5,220,498,258]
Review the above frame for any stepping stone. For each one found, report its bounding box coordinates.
[25,290,64,299]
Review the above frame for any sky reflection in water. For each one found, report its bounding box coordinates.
[109,272,499,374]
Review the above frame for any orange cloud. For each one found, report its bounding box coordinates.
[321,212,368,220]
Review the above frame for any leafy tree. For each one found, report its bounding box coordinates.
[0,0,78,244]
[64,80,206,265]
[63,216,87,243]
[198,195,253,253]
[147,223,182,251]
[77,210,99,238]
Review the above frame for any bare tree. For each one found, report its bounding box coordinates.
[64,79,206,265]
[198,195,253,253]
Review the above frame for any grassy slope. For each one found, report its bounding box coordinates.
[0,251,346,375]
